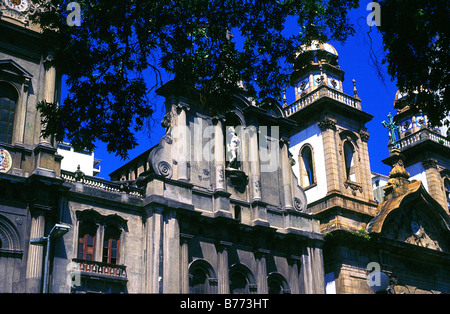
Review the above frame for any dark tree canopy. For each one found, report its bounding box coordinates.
[31,0,448,158]
[377,0,449,128]
[32,0,359,158]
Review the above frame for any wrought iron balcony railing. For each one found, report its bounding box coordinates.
[71,258,127,280]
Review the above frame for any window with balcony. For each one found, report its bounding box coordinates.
[103,227,120,265]
[77,222,97,261]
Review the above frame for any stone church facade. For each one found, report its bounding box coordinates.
[0,3,449,294]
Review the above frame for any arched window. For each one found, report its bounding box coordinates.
[77,222,97,261]
[344,141,356,182]
[230,272,248,294]
[267,273,290,294]
[189,260,217,294]
[0,216,20,250]
[229,264,255,294]
[103,227,120,264]
[299,145,315,187]
[0,82,18,144]
[190,268,208,294]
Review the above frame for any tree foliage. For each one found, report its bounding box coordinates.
[377,0,449,129]
[32,0,359,158]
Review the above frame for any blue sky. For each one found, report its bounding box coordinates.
[64,3,397,179]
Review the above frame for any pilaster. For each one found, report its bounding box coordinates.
[162,209,181,293]
[248,124,262,201]
[254,248,269,294]
[280,137,293,210]
[25,210,45,292]
[180,233,193,293]
[213,116,226,192]
[216,241,232,294]
[174,101,190,181]
[318,116,340,194]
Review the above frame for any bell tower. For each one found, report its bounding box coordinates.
[285,40,378,233]
[384,91,450,213]
[284,41,380,294]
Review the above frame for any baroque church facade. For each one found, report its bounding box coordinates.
[0,3,449,294]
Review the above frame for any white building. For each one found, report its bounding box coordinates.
[57,142,101,176]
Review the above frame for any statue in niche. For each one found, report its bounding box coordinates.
[226,126,241,169]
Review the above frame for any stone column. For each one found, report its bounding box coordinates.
[318,116,340,193]
[288,255,302,294]
[163,209,180,293]
[213,116,226,192]
[248,124,261,201]
[254,248,269,294]
[95,224,104,262]
[310,243,325,294]
[300,246,314,294]
[216,241,232,294]
[144,206,164,293]
[40,54,56,145]
[280,137,293,209]
[25,210,45,293]
[180,233,193,293]
[359,129,375,202]
[175,102,190,181]
[211,116,232,218]
[12,78,30,144]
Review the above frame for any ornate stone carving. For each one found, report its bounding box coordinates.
[318,116,337,131]
[157,161,173,179]
[421,158,438,170]
[359,129,370,142]
[74,165,85,182]
[225,168,248,193]
[226,126,241,169]
[293,197,304,212]
[344,181,363,196]
[383,148,411,200]
[0,0,39,25]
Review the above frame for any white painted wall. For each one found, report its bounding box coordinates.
[289,123,327,204]
[57,143,101,176]
[325,272,336,294]
[406,162,428,191]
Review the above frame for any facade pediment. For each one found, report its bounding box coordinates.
[367,181,450,252]
[0,59,33,80]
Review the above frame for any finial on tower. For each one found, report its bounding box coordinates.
[353,79,360,99]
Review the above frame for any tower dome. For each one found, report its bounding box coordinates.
[297,40,339,58]
[290,40,344,100]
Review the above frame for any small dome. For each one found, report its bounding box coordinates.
[297,40,339,57]
[394,90,419,102]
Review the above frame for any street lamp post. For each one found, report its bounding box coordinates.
[30,223,71,293]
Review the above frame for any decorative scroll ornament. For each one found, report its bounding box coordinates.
[293,197,303,212]
[157,161,173,179]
